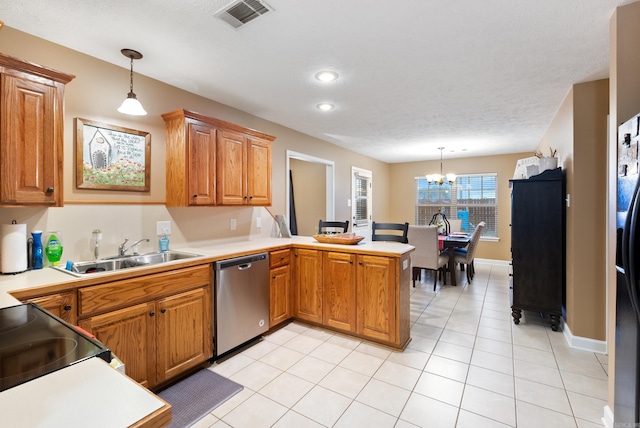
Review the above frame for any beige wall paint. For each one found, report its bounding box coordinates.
[0,27,390,260]
[388,152,529,261]
[290,158,325,236]
[608,0,640,414]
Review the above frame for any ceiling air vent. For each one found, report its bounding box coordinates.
[215,0,273,29]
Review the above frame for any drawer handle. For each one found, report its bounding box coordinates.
[63,304,72,311]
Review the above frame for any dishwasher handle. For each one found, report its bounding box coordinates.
[238,263,252,270]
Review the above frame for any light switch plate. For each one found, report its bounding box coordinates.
[156,221,171,235]
[230,219,237,230]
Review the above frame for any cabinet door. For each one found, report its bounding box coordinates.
[356,255,396,343]
[25,291,77,325]
[246,137,271,205]
[294,249,323,323]
[156,287,212,384]
[270,264,291,327]
[79,302,156,388]
[216,129,246,205]
[323,251,356,332]
[1,74,59,205]
[187,122,216,205]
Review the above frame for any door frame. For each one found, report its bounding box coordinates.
[351,166,373,240]
[286,150,335,228]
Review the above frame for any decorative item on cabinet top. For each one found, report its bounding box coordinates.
[75,118,151,192]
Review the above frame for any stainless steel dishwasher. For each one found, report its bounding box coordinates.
[214,252,269,357]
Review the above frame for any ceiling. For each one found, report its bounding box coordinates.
[0,0,630,163]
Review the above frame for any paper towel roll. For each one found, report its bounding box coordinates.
[1,223,27,273]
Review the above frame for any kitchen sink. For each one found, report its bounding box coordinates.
[54,251,203,276]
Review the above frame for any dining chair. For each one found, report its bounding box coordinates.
[448,219,462,233]
[371,222,409,243]
[318,220,349,233]
[407,225,449,290]
[454,222,485,282]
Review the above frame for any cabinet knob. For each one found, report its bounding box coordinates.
[350,260,353,264]
[193,194,198,198]
[358,262,363,266]
[161,308,166,314]
[63,304,72,311]
[46,187,54,194]
[272,275,276,279]
[243,196,248,199]
[249,196,253,199]
[149,311,155,317]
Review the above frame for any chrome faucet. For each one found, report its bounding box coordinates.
[118,238,150,256]
[92,229,102,261]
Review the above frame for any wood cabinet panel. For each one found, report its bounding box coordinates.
[23,291,77,324]
[216,129,246,205]
[270,264,291,327]
[156,287,212,383]
[356,254,396,343]
[187,122,216,205]
[78,265,211,316]
[294,248,323,323]
[270,249,291,269]
[246,137,271,205]
[79,302,156,388]
[323,251,356,332]
[0,54,73,206]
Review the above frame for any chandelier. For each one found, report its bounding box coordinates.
[427,147,456,185]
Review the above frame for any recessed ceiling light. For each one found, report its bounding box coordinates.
[315,71,339,82]
[316,103,335,111]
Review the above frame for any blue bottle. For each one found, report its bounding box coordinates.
[31,231,43,270]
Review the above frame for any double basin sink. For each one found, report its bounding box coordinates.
[55,251,202,277]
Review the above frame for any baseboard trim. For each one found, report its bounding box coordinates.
[562,318,607,354]
[603,405,613,428]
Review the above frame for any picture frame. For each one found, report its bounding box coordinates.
[76,118,151,191]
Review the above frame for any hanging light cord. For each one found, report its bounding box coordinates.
[127,56,135,95]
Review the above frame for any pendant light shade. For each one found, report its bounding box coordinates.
[427,147,456,185]
[117,49,147,116]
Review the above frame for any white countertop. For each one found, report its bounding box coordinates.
[0,236,413,427]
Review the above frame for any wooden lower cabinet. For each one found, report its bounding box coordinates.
[356,254,396,343]
[269,249,291,327]
[22,290,77,324]
[293,248,323,324]
[323,251,356,332]
[78,265,213,389]
[79,302,155,388]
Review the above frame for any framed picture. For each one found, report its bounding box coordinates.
[76,118,151,191]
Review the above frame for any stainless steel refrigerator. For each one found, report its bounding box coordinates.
[616,113,640,423]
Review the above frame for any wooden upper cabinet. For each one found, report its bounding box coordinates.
[0,53,74,206]
[162,109,275,207]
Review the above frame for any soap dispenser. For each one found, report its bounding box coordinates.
[159,228,169,252]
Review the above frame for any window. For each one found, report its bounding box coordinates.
[415,173,498,238]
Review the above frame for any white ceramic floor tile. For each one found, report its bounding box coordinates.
[560,371,608,400]
[355,341,393,359]
[286,355,336,383]
[221,393,287,428]
[210,354,255,378]
[406,335,438,353]
[271,410,324,428]
[566,391,608,423]
[512,344,557,368]
[425,355,470,383]
[466,365,515,398]
[555,354,608,380]
[356,378,411,417]
[229,360,283,391]
[339,350,385,377]
[471,349,514,375]
[476,325,513,344]
[240,339,279,360]
[461,384,516,426]
[281,333,324,354]
[400,392,459,428]
[411,322,445,339]
[334,401,398,428]
[413,371,465,407]
[514,377,573,415]
[264,328,300,345]
[372,360,422,391]
[309,341,352,365]
[258,372,314,408]
[386,348,430,370]
[515,401,577,428]
[474,336,513,358]
[300,326,334,341]
[433,341,474,363]
[326,333,362,350]
[292,385,352,427]
[190,412,219,428]
[259,346,305,371]
[514,359,564,388]
[439,329,476,348]
[455,409,513,428]
[211,387,254,419]
[318,365,370,398]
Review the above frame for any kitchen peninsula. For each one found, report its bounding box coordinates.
[0,236,413,427]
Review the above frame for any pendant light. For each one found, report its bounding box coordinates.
[117,49,147,116]
[427,147,456,185]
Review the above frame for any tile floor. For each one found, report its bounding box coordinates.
[194,261,608,428]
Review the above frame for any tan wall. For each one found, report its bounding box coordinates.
[608,0,640,414]
[538,80,609,342]
[389,152,529,261]
[290,158,325,236]
[0,27,390,260]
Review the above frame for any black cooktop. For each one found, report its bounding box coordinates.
[0,303,111,392]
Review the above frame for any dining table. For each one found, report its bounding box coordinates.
[438,234,471,286]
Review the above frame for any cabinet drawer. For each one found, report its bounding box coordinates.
[78,264,211,317]
[270,249,290,268]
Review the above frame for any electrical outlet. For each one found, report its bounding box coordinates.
[156,221,171,235]
[230,219,237,230]
[256,217,261,228]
